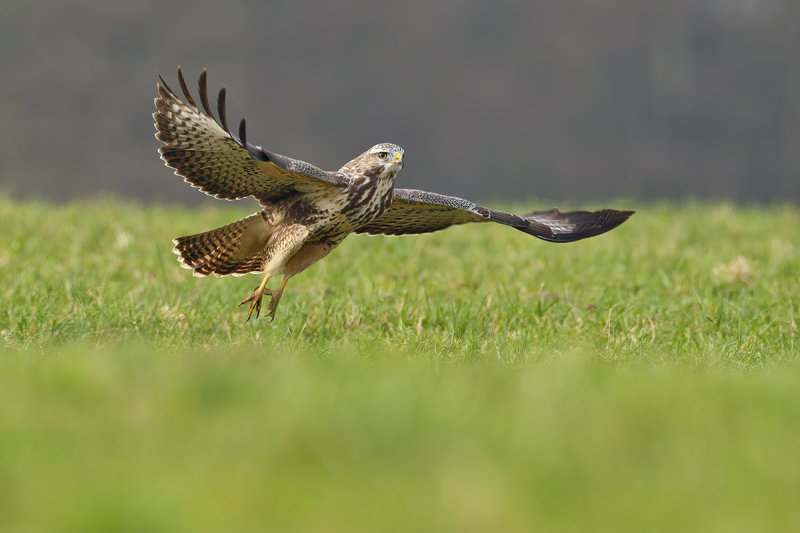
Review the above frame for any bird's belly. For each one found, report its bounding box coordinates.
[284,238,344,276]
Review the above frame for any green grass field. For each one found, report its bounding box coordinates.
[1,195,799,531]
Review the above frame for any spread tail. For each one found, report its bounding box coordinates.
[173,211,271,277]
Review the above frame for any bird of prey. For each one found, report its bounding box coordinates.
[154,68,633,320]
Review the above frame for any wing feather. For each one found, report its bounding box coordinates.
[355,188,633,242]
[154,68,346,203]
[521,208,634,242]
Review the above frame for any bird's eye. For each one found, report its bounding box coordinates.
[377,152,388,160]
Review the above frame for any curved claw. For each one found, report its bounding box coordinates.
[239,277,287,322]
[240,286,274,321]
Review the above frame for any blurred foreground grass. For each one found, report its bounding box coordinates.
[0,196,799,531]
[2,347,800,532]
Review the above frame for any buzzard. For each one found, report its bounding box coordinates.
[154,68,633,320]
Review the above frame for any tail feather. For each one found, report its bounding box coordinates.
[173,211,271,277]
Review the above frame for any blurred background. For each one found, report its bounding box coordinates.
[1,0,798,205]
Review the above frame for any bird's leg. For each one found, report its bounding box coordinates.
[240,273,272,321]
[265,276,290,321]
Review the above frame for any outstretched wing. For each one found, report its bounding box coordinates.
[354,188,633,242]
[154,68,346,203]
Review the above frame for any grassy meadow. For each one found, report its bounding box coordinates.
[0,194,799,531]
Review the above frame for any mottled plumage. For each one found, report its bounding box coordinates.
[154,68,634,320]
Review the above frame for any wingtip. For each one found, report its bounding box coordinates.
[610,208,636,223]
[176,66,195,107]
[238,118,247,146]
[198,68,213,116]
[596,208,635,236]
[157,73,176,99]
[217,86,229,132]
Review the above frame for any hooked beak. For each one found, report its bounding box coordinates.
[394,152,404,168]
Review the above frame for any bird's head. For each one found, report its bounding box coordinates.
[341,143,404,179]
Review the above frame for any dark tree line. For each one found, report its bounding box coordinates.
[1,0,798,204]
